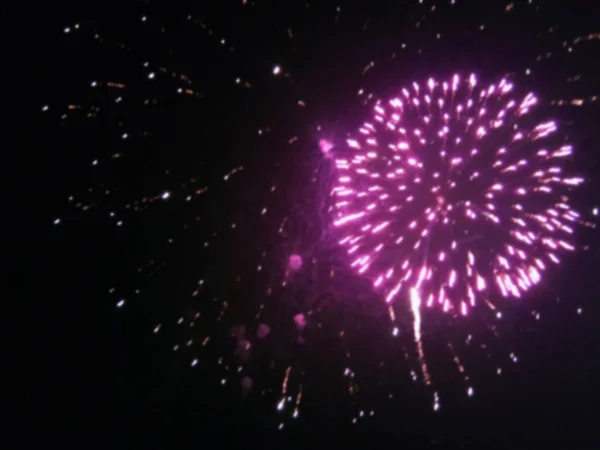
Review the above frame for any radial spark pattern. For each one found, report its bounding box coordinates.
[332,74,583,319]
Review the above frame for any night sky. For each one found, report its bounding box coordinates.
[28,0,600,448]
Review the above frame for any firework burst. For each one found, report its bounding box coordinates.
[330,74,590,387]
[332,74,584,319]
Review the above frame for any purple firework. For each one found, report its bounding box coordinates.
[331,74,584,322]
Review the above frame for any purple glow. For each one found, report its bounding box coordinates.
[289,254,303,270]
[294,313,307,330]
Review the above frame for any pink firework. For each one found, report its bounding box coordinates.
[332,74,584,318]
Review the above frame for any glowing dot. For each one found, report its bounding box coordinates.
[289,254,303,269]
[272,65,281,75]
[53,218,61,225]
[162,191,170,200]
[116,299,125,308]
[294,313,307,330]
[257,323,271,339]
[319,139,334,154]
[42,105,49,112]
[148,72,155,79]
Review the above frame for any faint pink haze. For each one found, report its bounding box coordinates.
[230,324,246,339]
[289,254,303,270]
[241,376,253,395]
[257,323,271,339]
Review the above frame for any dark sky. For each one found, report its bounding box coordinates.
[26,0,600,448]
